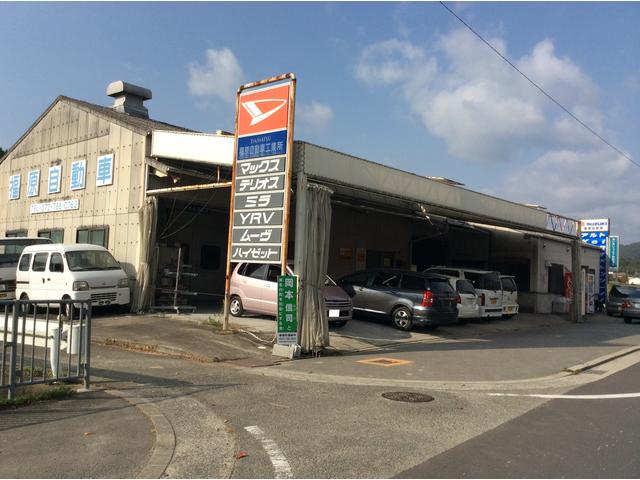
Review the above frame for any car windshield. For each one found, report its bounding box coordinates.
[0,239,51,267]
[457,279,476,294]
[611,285,639,297]
[66,250,121,271]
[628,290,640,299]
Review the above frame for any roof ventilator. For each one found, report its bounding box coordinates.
[106,80,152,119]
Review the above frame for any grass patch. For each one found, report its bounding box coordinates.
[0,384,74,410]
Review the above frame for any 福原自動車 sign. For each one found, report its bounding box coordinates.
[229,76,295,265]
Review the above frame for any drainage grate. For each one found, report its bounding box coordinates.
[382,392,434,403]
[356,357,414,367]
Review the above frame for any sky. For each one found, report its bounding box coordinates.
[1,2,639,242]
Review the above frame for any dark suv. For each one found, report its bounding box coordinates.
[336,269,458,331]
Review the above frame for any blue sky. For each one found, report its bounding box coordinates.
[2,2,639,241]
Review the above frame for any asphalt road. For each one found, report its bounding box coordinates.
[396,362,640,478]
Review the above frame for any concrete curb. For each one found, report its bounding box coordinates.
[106,389,176,479]
[564,345,640,374]
[93,336,220,363]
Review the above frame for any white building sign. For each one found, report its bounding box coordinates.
[30,199,79,214]
[9,174,20,200]
[96,154,114,187]
[27,170,40,197]
[48,165,62,194]
[580,218,609,232]
[70,159,87,190]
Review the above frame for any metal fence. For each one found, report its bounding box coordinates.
[0,299,91,400]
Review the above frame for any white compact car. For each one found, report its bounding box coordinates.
[443,276,480,323]
[500,275,519,318]
[16,243,130,310]
[423,267,503,320]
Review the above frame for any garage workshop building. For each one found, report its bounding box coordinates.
[0,81,600,314]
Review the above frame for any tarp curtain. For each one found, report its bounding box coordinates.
[135,196,158,312]
[299,182,333,353]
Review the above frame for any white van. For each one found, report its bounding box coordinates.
[500,275,519,318]
[423,267,503,320]
[16,243,130,310]
[0,237,53,300]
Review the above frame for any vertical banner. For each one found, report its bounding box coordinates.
[580,219,609,305]
[608,235,619,270]
[229,74,296,266]
[277,275,298,345]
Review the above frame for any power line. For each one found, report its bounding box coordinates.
[439,1,639,169]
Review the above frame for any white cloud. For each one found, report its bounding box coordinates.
[297,101,334,132]
[354,29,602,162]
[188,48,244,102]
[354,28,637,241]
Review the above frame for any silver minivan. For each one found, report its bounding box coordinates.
[423,267,503,320]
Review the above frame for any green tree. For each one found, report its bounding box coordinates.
[0,147,5,158]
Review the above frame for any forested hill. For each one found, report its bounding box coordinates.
[620,241,640,274]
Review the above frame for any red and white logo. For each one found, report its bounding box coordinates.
[238,83,290,136]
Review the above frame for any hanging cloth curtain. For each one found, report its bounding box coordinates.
[299,183,333,353]
[135,196,158,312]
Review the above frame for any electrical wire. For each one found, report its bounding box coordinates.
[439,1,638,168]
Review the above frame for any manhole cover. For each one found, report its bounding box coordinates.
[382,392,434,403]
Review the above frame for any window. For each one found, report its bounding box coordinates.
[200,245,221,270]
[66,250,120,271]
[244,263,268,280]
[267,265,280,283]
[456,279,476,294]
[18,254,31,272]
[76,227,108,247]
[5,230,27,238]
[38,229,64,243]
[371,272,400,288]
[49,253,64,273]
[32,253,48,272]
[428,279,454,294]
[339,272,370,287]
[548,264,564,294]
[401,275,427,291]
[481,273,502,291]
[501,278,517,292]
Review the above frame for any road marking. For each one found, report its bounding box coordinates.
[244,425,292,478]
[489,392,640,400]
[356,357,414,367]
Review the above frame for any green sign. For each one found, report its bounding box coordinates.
[277,275,298,345]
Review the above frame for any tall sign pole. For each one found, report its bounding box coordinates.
[223,73,296,330]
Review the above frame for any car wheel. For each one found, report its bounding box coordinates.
[62,295,79,320]
[391,306,413,331]
[230,296,244,317]
[330,320,347,328]
[19,293,32,315]
[624,318,632,324]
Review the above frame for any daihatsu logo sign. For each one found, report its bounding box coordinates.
[241,99,287,126]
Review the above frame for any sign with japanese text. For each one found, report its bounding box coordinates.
[8,174,20,200]
[47,165,62,194]
[277,275,298,345]
[27,170,40,197]
[229,75,295,265]
[608,235,619,270]
[96,154,114,187]
[70,159,87,190]
[580,218,609,304]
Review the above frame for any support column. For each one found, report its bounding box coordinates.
[294,171,308,340]
[571,238,583,323]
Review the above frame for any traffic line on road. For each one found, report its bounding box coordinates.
[489,392,640,400]
[244,425,292,478]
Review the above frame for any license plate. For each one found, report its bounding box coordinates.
[329,309,340,317]
[490,298,497,304]
[0,293,6,298]
[0,285,5,291]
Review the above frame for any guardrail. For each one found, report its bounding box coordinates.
[0,300,91,400]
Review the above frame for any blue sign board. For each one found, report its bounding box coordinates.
[8,174,20,200]
[96,154,114,187]
[48,165,62,194]
[70,160,86,190]
[27,170,39,197]
[237,130,287,161]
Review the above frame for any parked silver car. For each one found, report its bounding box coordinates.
[607,285,640,317]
